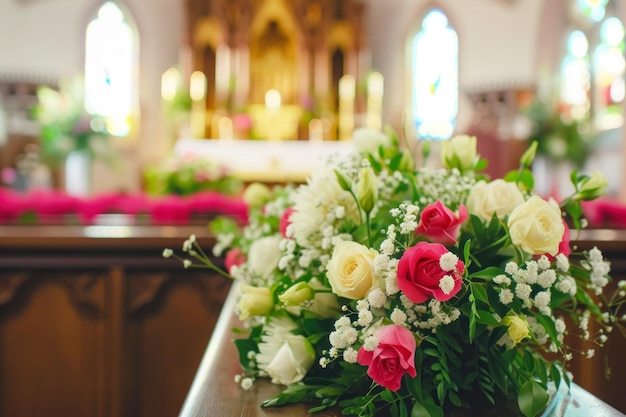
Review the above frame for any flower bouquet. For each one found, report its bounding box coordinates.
[166,129,625,417]
[32,77,111,168]
[143,154,243,196]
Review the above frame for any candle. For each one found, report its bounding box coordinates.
[339,75,355,101]
[368,72,384,98]
[309,118,323,142]
[265,89,282,111]
[190,71,207,101]
[161,68,179,101]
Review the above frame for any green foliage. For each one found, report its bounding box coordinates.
[143,156,243,196]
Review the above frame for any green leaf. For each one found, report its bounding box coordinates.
[475,309,501,327]
[518,169,535,190]
[411,401,434,417]
[518,380,549,417]
[470,282,489,303]
[468,266,505,281]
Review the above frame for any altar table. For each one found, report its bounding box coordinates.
[179,281,626,417]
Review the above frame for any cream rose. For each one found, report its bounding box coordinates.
[502,314,530,346]
[507,195,564,256]
[466,179,525,221]
[441,135,478,172]
[247,235,282,278]
[237,285,273,320]
[327,240,379,299]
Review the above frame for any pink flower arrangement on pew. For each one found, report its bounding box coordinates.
[167,129,626,417]
[0,187,247,225]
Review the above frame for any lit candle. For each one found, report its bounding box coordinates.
[368,72,384,99]
[367,71,384,131]
[339,75,355,101]
[190,71,207,101]
[265,89,282,111]
[309,118,323,142]
[338,75,355,140]
[161,68,179,101]
[190,71,207,138]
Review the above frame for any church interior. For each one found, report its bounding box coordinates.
[1,0,626,416]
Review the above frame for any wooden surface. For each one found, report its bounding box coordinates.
[0,224,231,417]
[179,228,626,417]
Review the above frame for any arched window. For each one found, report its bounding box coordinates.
[560,30,590,120]
[593,16,625,129]
[560,0,624,130]
[84,1,138,137]
[411,8,458,140]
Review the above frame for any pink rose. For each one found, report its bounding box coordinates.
[357,324,417,391]
[415,201,468,245]
[397,242,464,303]
[225,248,246,272]
[280,207,295,238]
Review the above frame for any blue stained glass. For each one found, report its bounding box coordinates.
[412,9,458,140]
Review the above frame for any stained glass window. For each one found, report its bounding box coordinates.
[412,9,458,140]
[577,0,609,22]
[593,16,625,129]
[562,0,624,130]
[84,1,135,137]
[560,30,590,120]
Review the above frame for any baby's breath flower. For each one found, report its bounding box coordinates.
[183,259,192,269]
[343,347,358,363]
[241,377,254,390]
[505,262,519,275]
[391,308,407,325]
[439,253,459,272]
[439,275,455,295]
[499,289,514,304]
[363,335,379,351]
[358,310,374,327]
[162,248,173,258]
[367,288,387,308]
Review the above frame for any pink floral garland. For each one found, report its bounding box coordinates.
[0,187,248,225]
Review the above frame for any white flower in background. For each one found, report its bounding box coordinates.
[248,235,282,278]
[352,128,392,154]
[256,317,315,385]
[441,135,478,172]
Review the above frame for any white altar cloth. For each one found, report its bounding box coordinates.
[173,138,355,183]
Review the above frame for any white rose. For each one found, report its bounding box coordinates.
[507,196,564,256]
[248,235,282,278]
[441,135,478,172]
[327,240,379,299]
[466,179,525,221]
[352,128,391,154]
[256,318,316,385]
